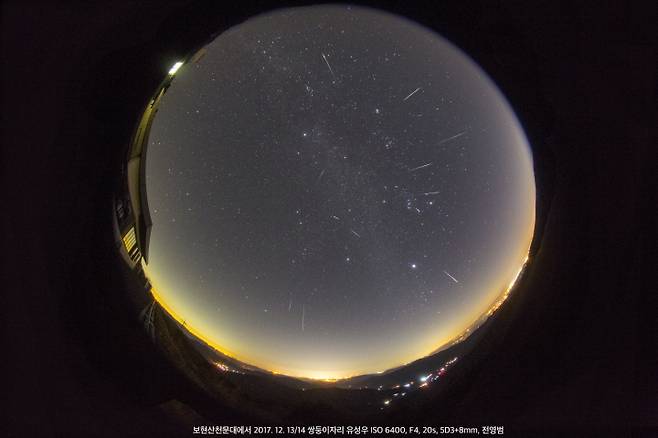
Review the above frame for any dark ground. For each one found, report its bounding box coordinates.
[2,1,656,436]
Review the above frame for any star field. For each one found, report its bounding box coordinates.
[144,5,535,378]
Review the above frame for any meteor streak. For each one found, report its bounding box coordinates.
[444,270,459,283]
[321,53,336,79]
[438,131,465,144]
[409,162,433,172]
[403,87,421,101]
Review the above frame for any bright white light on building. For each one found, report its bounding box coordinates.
[420,375,428,382]
[168,61,184,75]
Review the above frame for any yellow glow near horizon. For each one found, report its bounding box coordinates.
[145,240,533,380]
[149,285,243,363]
[142,188,535,380]
[143,184,536,380]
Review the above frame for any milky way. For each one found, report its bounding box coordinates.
[144,5,535,378]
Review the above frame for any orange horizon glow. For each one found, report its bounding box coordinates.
[144,234,533,380]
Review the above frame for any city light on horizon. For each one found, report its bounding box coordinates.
[168,61,184,76]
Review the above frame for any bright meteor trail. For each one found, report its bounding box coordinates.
[321,52,336,79]
[409,162,433,172]
[444,271,459,283]
[403,87,422,101]
[438,131,466,144]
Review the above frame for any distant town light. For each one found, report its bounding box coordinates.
[168,61,184,75]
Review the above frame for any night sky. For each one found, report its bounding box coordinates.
[144,5,535,379]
